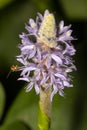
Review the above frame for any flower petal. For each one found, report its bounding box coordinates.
[35,83,40,94]
[59,89,64,97]
[17,58,25,65]
[28,47,36,58]
[40,72,47,85]
[63,81,73,87]
[54,73,66,80]
[37,48,41,60]
[51,84,58,101]
[45,56,51,69]
[29,18,36,28]
[37,12,43,21]
[18,77,29,82]
[20,66,36,76]
[51,54,62,64]
[26,82,33,92]
[34,69,40,81]
[44,9,49,17]
[21,45,34,51]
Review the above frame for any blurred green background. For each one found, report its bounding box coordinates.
[0,0,87,130]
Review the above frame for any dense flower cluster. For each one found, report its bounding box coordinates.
[17,10,76,101]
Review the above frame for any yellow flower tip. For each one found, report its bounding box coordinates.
[37,13,57,48]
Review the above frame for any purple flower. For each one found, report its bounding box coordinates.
[17,10,76,101]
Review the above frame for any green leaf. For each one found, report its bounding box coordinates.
[51,86,78,130]
[0,120,31,130]
[0,82,6,120]
[79,108,87,130]
[4,87,38,130]
[0,0,13,9]
[60,0,87,19]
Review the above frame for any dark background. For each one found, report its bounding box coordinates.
[0,0,87,130]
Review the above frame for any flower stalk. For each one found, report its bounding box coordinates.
[38,86,51,130]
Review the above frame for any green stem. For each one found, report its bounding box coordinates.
[38,87,51,130]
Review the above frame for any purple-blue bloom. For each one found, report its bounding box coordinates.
[17,10,76,101]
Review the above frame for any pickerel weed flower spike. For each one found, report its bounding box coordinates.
[16,9,76,101]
